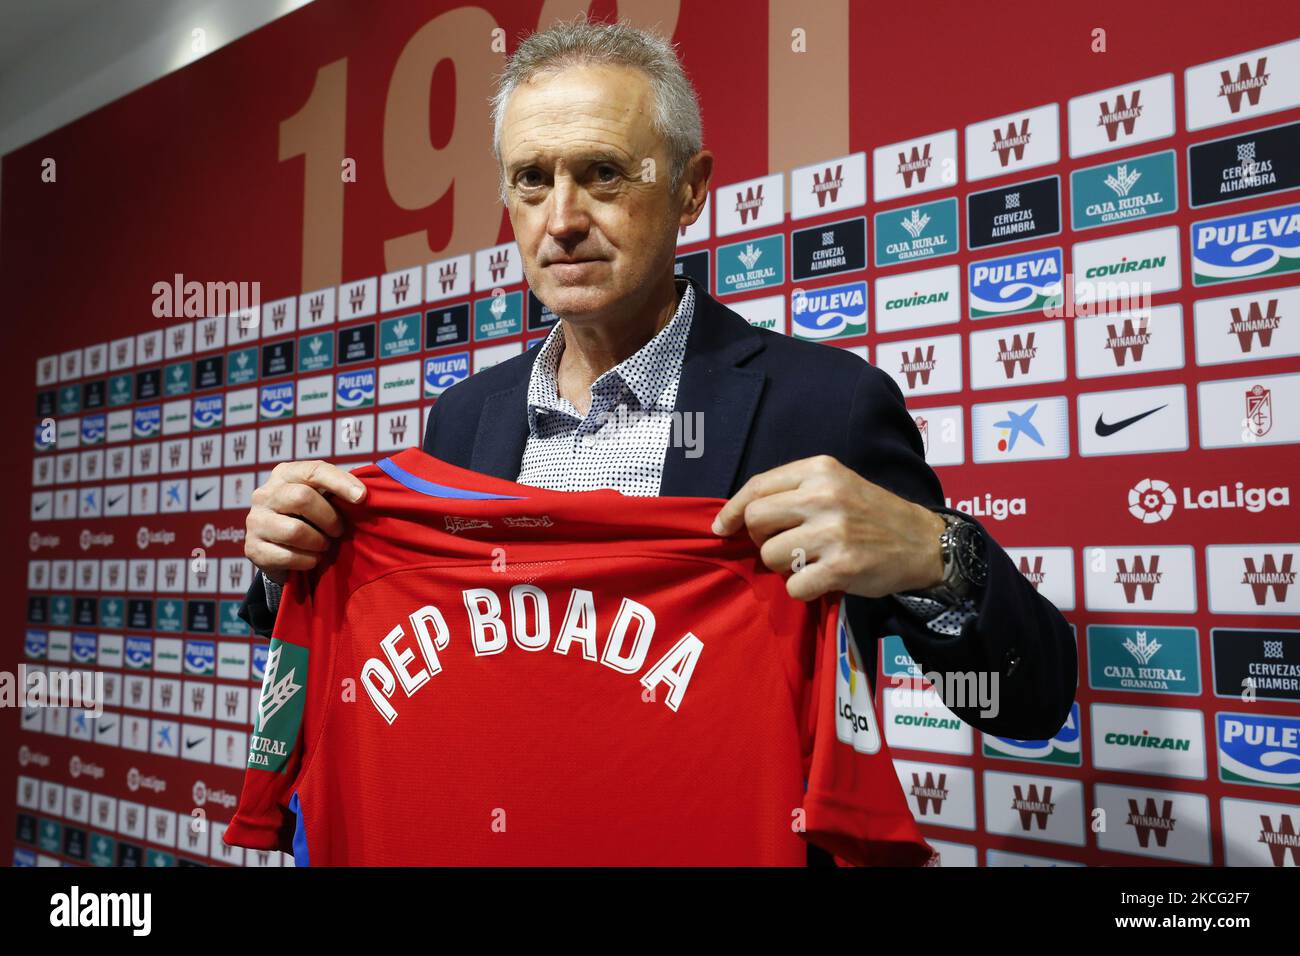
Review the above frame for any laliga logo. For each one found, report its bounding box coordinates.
[192,780,208,805]
[1129,477,1290,522]
[137,527,150,549]
[127,767,141,790]
[202,524,216,548]
[19,745,30,767]
[1129,478,1175,523]
[80,529,91,550]
[70,755,82,777]
[29,532,39,552]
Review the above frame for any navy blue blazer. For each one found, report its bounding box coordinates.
[241,274,1075,740]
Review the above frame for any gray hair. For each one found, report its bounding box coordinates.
[489,13,703,204]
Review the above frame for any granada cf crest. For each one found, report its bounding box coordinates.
[915,416,930,454]
[1245,384,1272,437]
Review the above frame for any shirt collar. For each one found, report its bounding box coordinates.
[526,277,695,434]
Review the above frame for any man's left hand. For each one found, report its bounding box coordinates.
[712,455,947,602]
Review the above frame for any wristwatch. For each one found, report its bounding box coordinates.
[919,512,989,605]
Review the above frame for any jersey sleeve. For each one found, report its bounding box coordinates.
[222,568,323,855]
[801,598,937,867]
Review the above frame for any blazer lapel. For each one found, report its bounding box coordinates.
[660,279,767,498]
[470,377,533,481]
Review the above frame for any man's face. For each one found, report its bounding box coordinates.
[500,63,686,324]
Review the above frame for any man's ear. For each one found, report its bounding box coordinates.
[679,150,714,228]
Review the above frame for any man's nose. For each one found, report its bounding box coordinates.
[546,175,590,240]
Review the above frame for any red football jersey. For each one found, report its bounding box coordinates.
[224,448,933,866]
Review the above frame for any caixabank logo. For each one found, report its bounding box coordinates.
[1192,201,1300,286]
[1217,712,1300,790]
[982,702,1081,766]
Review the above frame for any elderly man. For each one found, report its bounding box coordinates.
[241,17,1075,790]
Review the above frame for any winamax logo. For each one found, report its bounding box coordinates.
[983,702,1081,766]
[425,353,470,397]
[1192,202,1300,285]
[335,370,376,410]
[968,248,1063,319]
[1126,477,1290,523]
[790,281,868,340]
[1217,713,1300,790]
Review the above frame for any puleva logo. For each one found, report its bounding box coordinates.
[790,281,868,340]
[1192,202,1300,285]
[1217,712,1300,789]
[259,382,294,420]
[81,415,106,444]
[133,406,161,438]
[968,247,1063,319]
[335,369,376,410]
[424,352,470,397]
[983,702,1081,765]
[192,395,223,430]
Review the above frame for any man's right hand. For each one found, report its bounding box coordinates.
[245,460,367,585]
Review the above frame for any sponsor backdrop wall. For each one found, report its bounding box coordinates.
[3,0,1298,868]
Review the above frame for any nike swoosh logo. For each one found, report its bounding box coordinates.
[185,737,204,749]
[34,501,48,511]
[107,495,124,507]
[1095,404,1166,437]
[195,487,214,500]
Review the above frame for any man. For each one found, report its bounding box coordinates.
[242,17,1074,758]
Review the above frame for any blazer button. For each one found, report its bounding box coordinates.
[1004,649,1021,677]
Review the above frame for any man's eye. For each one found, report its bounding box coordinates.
[595,165,620,182]
[518,170,543,187]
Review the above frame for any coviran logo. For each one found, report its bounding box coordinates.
[943,494,1026,521]
[1127,797,1176,849]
